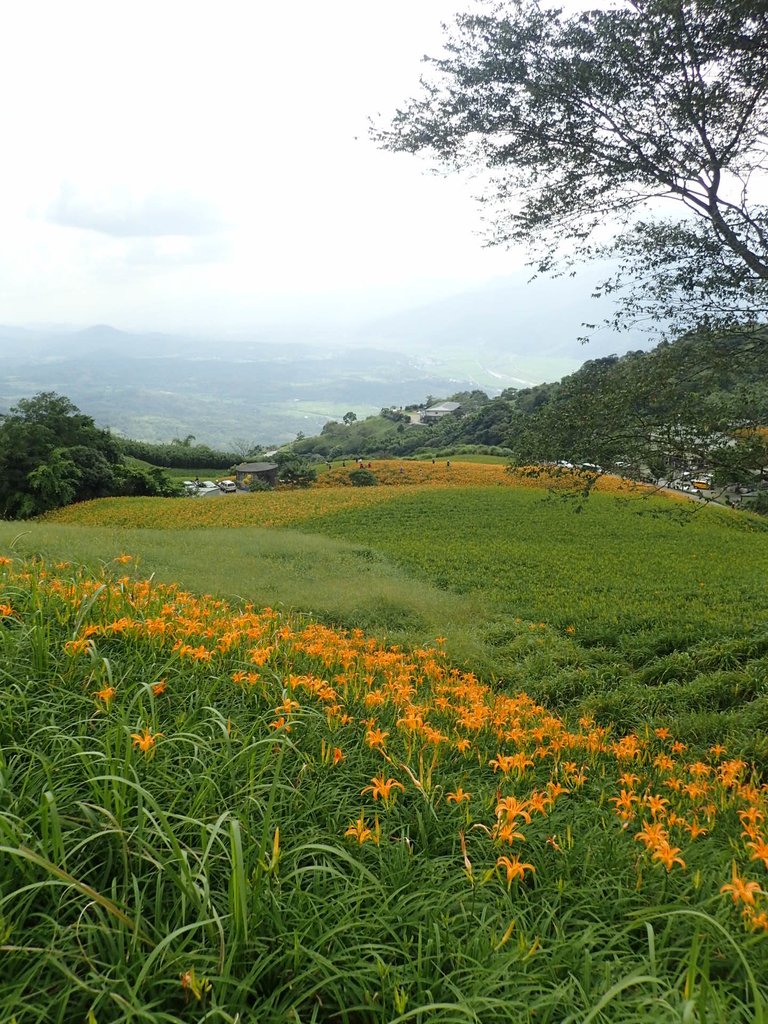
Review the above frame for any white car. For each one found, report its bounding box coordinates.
[218,480,237,492]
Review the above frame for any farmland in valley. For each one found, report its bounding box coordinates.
[1,464,767,1021]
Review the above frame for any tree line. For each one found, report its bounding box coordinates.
[0,394,181,519]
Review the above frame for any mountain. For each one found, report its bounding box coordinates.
[0,275,649,447]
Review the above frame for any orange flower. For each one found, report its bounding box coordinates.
[685,820,708,840]
[610,789,640,814]
[94,685,116,707]
[651,841,686,871]
[344,814,379,845]
[634,821,668,849]
[64,637,92,656]
[495,796,531,824]
[151,680,168,696]
[332,747,344,765]
[446,787,471,804]
[645,794,670,819]
[496,855,535,886]
[362,775,404,807]
[618,773,640,789]
[131,726,163,753]
[746,837,768,870]
[365,728,389,749]
[721,864,762,906]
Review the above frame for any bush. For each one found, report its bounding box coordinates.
[349,468,378,487]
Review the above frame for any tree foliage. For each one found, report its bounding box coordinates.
[274,452,317,488]
[500,331,768,479]
[377,0,768,337]
[0,393,176,519]
[116,436,238,469]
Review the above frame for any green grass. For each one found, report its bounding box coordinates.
[3,486,768,1020]
[1,557,766,1022]
[284,488,768,750]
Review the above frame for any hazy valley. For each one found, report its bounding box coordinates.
[0,275,644,448]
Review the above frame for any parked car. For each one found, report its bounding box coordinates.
[218,480,237,493]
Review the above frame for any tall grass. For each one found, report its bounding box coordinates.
[1,556,766,1022]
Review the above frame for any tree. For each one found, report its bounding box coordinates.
[0,393,123,518]
[377,0,768,338]
[343,411,358,426]
[274,452,317,488]
[505,331,768,480]
[0,392,174,518]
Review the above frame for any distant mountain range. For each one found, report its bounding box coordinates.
[0,276,650,448]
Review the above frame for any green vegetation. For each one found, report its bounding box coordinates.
[378,0,768,339]
[0,392,179,519]
[1,492,768,1020]
[117,436,241,470]
[281,333,768,492]
[6,484,768,748]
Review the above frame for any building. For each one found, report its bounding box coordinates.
[232,462,279,489]
[420,401,462,423]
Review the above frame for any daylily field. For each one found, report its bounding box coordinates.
[2,463,767,1022]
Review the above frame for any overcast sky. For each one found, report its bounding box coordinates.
[0,0,641,340]
[0,0,522,333]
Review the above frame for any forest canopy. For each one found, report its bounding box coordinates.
[376,0,768,339]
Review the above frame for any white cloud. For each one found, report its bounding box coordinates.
[45,182,227,237]
[0,0,563,331]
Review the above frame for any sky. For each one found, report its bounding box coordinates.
[0,0,543,334]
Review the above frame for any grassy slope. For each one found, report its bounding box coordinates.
[7,482,768,749]
[3,480,768,1021]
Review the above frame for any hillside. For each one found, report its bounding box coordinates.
[2,470,768,1021]
[0,270,650,448]
[286,330,768,485]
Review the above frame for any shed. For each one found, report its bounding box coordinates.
[421,401,462,423]
[232,462,279,489]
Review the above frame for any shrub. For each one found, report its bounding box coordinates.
[349,468,378,487]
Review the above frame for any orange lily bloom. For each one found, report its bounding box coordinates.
[721,864,762,906]
[94,685,116,706]
[746,838,768,870]
[446,788,471,804]
[362,775,404,807]
[652,841,686,871]
[344,814,379,845]
[131,726,163,753]
[496,855,535,885]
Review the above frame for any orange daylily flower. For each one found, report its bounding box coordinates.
[344,814,379,845]
[496,855,535,885]
[446,788,471,804]
[365,728,389,749]
[721,864,763,906]
[94,685,116,706]
[362,775,405,806]
[651,841,686,871]
[746,837,768,870]
[131,726,163,753]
